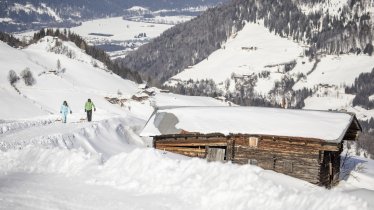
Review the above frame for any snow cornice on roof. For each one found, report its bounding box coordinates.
[141,106,361,143]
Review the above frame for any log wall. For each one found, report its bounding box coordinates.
[319,150,342,187]
[154,134,342,187]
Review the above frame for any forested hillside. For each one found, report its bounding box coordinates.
[32,29,142,83]
[346,68,374,110]
[0,31,24,48]
[120,0,373,86]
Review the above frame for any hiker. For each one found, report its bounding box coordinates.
[85,98,96,122]
[60,101,72,123]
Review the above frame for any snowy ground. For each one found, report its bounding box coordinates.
[2,33,374,209]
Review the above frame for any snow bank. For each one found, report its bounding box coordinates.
[0,117,54,135]
[0,146,101,176]
[0,146,369,209]
[0,117,146,159]
[93,149,369,210]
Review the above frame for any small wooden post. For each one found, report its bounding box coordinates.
[226,139,235,161]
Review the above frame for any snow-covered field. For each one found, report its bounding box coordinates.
[1,33,374,209]
[169,22,305,94]
[70,17,172,44]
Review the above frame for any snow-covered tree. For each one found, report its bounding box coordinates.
[8,70,19,85]
[20,67,36,86]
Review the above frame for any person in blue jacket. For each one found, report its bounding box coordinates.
[60,101,72,123]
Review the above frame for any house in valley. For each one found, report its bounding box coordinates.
[140,106,361,188]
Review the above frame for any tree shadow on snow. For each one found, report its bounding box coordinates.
[340,155,367,181]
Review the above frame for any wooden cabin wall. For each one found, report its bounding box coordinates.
[154,135,342,187]
[319,150,342,187]
[154,136,228,158]
[232,136,323,185]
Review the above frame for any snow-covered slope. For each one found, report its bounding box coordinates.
[169,22,304,95]
[0,37,139,120]
[0,36,231,120]
[170,22,374,90]
[166,21,374,119]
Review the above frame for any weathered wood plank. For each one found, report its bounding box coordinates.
[155,139,227,147]
[156,146,205,153]
[234,137,340,151]
[156,137,227,142]
[161,150,206,158]
[157,142,227,147]
[235,147,320,157]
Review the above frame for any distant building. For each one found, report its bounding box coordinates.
[141,107,361,188]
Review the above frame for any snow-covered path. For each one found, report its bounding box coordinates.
[0,173,176,210]
[1,121,85,143]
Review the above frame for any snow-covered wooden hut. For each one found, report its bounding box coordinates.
[141,107,361,188]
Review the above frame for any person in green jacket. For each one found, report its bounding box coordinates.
[85,98,96,122]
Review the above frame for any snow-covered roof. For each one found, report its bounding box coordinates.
[141,106,360,143]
